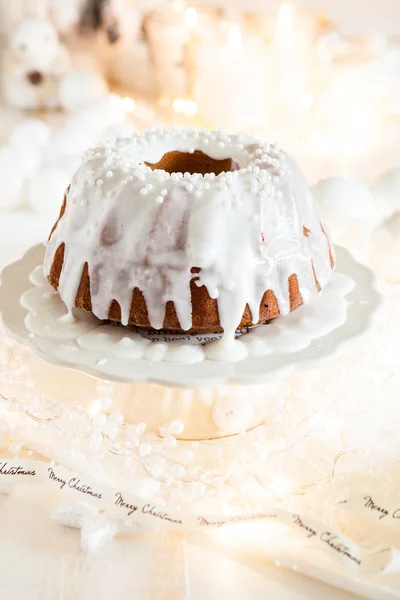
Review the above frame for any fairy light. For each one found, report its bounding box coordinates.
[172,98,199,117]
[122,97,136,112]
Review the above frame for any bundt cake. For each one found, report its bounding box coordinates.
[44,129,335,341]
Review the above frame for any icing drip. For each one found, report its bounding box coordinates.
[44,129,334,341]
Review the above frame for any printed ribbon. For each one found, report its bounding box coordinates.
[1,458,400,575]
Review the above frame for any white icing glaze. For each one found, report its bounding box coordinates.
[44,129,334,343]
[23,267,353,364]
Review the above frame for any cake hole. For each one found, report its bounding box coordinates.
[145,150,236,176]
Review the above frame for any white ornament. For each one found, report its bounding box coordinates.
[312,177,376,223]
[10,18,60,70]
[59,69,108,112]
[99,123,136,143]
[2,17,71,110]
[370,212,400,282]
[28,168,70,214]
[81,515,119,553]
[52,501,99,529]
[46,125,95,160]
[10,119,51,150]
[312,177,377,260]
[0,146,25,208]
[212,396,255,434]
[371,168,400,217]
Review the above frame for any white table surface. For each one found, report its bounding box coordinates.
[0,218,365,600]
[0,486,363,600]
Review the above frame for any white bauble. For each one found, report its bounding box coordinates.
[371,168,400,217]
[312,177,377,260]
[52,501,99,529]
[64,94,129,144]
[0,143,42,179]
[312,177,376,224]
[213,396,255,434]
[0,146,25,208]
[10,18,60,70]
[28,168,70,214]
[17,145,43,175]
[370,212,400,282]
[45,125,95,159]
[99,123,135,143]
[59,68,108,112]
[10,119,51,149]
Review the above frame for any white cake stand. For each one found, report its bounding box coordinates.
[0,244,381,388]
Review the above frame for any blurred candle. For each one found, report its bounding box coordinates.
[272,3,316,124]
[191,21,270,129]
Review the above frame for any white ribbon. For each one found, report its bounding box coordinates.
[1,457,400,572]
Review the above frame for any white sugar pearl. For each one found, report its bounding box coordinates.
[138,442,152,457]
[168,420,185,435]
[156,196,164,204]
[140,188,148,195]
[106,170,114,178]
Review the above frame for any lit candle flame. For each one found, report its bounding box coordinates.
[277,2,294,36]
